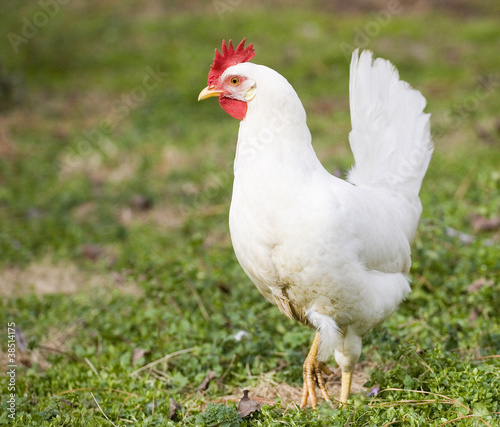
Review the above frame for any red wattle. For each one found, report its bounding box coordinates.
[219,96,247,120]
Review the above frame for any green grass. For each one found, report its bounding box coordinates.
[1,1,499,426]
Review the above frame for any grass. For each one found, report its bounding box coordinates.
[1,1,499,425]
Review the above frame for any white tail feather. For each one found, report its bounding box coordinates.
[347,50,433,198]
[306,309,342,362]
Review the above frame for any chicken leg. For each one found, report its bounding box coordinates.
[339,370,352,405]
[300,332,354,408]
[300,332,332,409]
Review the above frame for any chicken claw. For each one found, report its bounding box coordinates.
[300,332,332,409]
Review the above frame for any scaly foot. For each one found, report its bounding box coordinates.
[300,332,332,409]
[339,370,353,405]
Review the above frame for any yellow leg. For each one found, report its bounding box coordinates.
[300,332,332,409]
[339,370,352,405]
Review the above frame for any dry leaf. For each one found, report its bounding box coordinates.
[471,215,500,233]
[467,278,493,293]
[468,308,479,322]
[196,370,216,391]
[131,348,148,364]
[15,327,28,353]
[237,390,262,418]
[81,244,103,261]
[168,398,182,421]
[130,194,153,211]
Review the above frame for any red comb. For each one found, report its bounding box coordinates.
[207,38,255,86]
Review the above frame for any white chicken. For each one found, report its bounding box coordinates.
[198,39,433,408]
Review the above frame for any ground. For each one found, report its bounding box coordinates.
[0,1,499,426]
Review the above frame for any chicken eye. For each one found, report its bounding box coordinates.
[230,77,240,85]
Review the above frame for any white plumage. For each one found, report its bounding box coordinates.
[199,43,433,408]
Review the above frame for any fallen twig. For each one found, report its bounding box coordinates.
[90,392,118,427]
[128,347,197,377]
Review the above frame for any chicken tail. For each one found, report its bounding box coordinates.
[347,50,433,198]
[306,309,343,362]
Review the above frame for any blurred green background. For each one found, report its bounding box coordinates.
[0,1,499,426]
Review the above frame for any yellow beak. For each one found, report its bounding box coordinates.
[198,86,224,101]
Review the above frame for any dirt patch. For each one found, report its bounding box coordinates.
[0,116,17,158]
[156,145,197,176]
[1,260,97,297]
[118,203,187,229]
[216,361,374,408]
[0,260,144,370]
[58,149,140,184]
[0,318,89,372]
[0,258,142,298]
